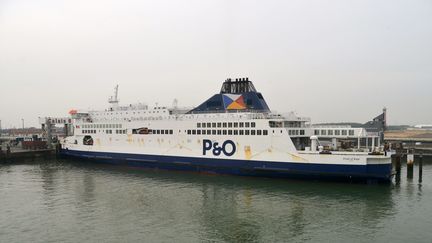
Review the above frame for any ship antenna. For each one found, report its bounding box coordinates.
[173,98,178,109]
[114,84,119,101]
[108,84,120,109]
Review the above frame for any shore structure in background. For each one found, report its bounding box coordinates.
[52,78,392,182]
[0,126,56,162]
[413,125,432,130]
[305,108,387,154]
[384,129,432,157]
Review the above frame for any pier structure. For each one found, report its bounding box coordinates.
[384,129,432,157]
[287,108,387,152]
[287,122,383,152]
[309,125,381,152]
[38,117,72,148]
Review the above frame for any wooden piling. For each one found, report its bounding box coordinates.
[393,154,401,173]
[407,149,414,166]
[407,149,414,179]
[419,152,423,182]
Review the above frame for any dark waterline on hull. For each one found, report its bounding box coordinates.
[60,149,393,183]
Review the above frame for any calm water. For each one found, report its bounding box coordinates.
[1,158,432,243]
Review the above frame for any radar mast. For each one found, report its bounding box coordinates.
[108,85,120,109]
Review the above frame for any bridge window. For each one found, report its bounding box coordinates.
[263,130,268,136]
[234,122,238,128]
[269,121,283,128]
[187,130,191,135]
[239,130,244,135]
[228,122,233,128]
[217,130,221,135]
[197,130,201,135]
[207,129,211,134]
[202,123,206,128]
[349,130,355,136]
[335,130,341,136]
[251,130,255,135]
[212,123,216,128]
[328,130,333,136]
[234,130,238,135]
[217,122,221,128]
[223,122,227,128]
[197,123,201,128]
[257,130,262,135]
[202,130,206,135]
[245,122,250,128]
[223,130,227,135]
[321,130,327,135]
[314,130,320,135]
[342,130,347,136]
[239,122,244,128]
[192,130,196,135]
[207,123,211,128]
[251,122,256,128]
[212,130,216,135]
[228,130,233,135]
[300,130,305,135]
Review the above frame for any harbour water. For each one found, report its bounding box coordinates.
[1,158,432,243]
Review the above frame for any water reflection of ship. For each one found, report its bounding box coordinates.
[197,181,396,242]
[65,161,397,241]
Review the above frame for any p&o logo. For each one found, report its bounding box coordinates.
[203,139,236,157]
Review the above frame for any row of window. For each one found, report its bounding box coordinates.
[82,129,126,134]
[197,122,256,128]
[132,129,174,135]
[94,110,168,116]
[83,130,96,134]
[116,130,127,134]
[187,129,268,136]
[288,130,305,136]
[81,124,123,129]
[314,129,355,136]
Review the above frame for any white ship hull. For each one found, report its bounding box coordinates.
[60,78,392,182]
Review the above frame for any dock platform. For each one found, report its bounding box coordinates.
[0,148,56,163]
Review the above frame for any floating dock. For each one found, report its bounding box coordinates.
[0,148,55,163]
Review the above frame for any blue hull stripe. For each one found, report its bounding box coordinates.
[60,149,392,182]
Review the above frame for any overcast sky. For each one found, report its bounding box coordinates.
[1,0,431,128]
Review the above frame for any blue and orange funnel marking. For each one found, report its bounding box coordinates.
[223,94,246,110]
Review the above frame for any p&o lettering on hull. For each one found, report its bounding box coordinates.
[203,139,236,157]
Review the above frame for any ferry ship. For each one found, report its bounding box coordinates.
[60,78,392,182]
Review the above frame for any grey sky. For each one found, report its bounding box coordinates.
[1,0,431,128]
